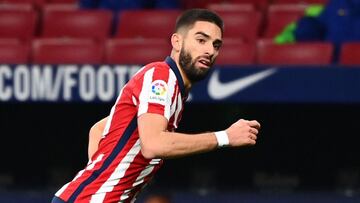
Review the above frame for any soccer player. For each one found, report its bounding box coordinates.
[52,9,261,203]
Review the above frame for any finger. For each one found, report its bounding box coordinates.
[249,134,257,140]
[248,139,256,145]
[249,127,258,135]
[235,119,248,125]
[248,120,261,129]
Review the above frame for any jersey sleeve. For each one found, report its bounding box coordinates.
[137,65,177,121]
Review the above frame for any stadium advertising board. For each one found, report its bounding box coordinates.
[1,64,360,103]
[0,64,141,102]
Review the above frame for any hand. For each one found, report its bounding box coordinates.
[225,119,261,147]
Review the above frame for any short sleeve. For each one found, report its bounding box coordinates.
[137,66,177,121]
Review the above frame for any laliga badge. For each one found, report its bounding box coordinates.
[149,80,168,105]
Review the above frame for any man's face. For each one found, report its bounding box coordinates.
[179,21,222,83]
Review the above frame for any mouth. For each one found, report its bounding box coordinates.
[197,58,211,68]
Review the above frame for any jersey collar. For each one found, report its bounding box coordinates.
[165,56,186,98]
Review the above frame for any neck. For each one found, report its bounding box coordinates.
[170,53,192,91]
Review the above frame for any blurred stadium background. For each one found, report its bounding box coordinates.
[1,0,360,202]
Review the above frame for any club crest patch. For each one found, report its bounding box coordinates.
[149,80,168,105]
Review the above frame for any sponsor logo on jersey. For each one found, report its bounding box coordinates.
[149,80,167,105]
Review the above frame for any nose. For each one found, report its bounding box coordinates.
[204,43,215,58]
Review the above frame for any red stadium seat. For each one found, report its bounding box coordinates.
[257,42,333,65]
[264,4,307,38]
[105,38,171,65]
[0,39,29,63]
[207,3,255,12]
[225,0,269,11]
[181,0,219,9]
[1,0,41,3]
[0,10,37,42]
[115,10,181,39]
[216,11,262,42]
[0,0,45,9]
[0,3,33,10]
[216,39,256,65]
[183,0,268,11]
[42,3,78,13]
[273,0,328,5]
[339,43,360,66]
[0,38,20,44]
[47,0,77,4]
[32,38,104,64]
[42,10,112,42]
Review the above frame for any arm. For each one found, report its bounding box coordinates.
[88,117,108,159]
[138,113,261,159]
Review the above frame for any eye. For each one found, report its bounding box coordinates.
[197,38,206,44]
[213,43,222,51]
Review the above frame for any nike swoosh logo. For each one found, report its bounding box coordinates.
[208,69,277,100]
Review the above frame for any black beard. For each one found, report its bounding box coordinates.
[179,48,211,83]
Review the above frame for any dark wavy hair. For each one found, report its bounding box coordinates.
[175,9,224,36]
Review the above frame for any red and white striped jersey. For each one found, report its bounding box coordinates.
[55,57,187,203]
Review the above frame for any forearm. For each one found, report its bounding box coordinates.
[138,113,259,160]
[141,131,218,159]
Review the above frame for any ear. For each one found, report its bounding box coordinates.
[171,33,182,52]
